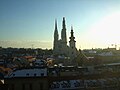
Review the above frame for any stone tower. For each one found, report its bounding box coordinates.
[69,26,76,48]
[53,19,59,54]
[69,26,77,59]
[61,17,67,45]
[53,17,78,59]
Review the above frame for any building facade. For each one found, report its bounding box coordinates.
[53,17,78,59]
[4,68,49,90]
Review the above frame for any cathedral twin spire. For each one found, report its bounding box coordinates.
[54,17,67,44]
[62,17,66,30]
[54,19,59,41]
[53,17,77,58]
[54,17,75,43]
[61,17,67,44]
[54,17,76,48]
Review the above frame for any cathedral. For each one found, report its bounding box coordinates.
[53,17,78,59]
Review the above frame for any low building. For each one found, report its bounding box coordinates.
[3,64,120,90]
[4,68,48,90]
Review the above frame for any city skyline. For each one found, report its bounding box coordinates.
[1,0,120,49]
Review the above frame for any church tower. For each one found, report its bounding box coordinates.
[69,26,76,48]
[61,17,67,45]
[53,18,78,59]
[53,19,59,53]
[69,26,77,59]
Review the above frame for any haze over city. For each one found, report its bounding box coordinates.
[1,0,120,49]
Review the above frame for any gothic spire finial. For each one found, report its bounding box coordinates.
[63,17,65,21]
[55,19,57,30]
[62,17,66,29]
[71,26,73,31]
[71,26,74,37]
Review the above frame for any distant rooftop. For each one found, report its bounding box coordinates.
[5,68,47,78]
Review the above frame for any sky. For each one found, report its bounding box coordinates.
[0,0,120,49]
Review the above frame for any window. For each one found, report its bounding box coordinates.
[72,52,74,54]
[13,74,15,76]
[11,84,14,90]
[22,84,25,90]
[34,73,36,76]
[41,73,44,76]
[26,73,29,76]
[39,83,43,90]
[29,83,32,90]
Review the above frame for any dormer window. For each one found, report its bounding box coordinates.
[26,73,29,76]
[34,73,36,76]
[41,73,44,76]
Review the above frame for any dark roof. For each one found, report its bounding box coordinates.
[0,72,4,79]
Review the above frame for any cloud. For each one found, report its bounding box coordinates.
[0,40,52,49]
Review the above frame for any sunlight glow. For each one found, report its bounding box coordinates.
[79,11,120,49]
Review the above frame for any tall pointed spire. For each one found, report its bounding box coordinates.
[69,26,76,48]
[71,26,74,37]
[69,26,77,59]
[62,17,66,29]
[53,19,59,52]
[70,26,75,41]
[71,26,73,30]
[54,19,58,40]
[61,17,67,44]
[55,19,57,30]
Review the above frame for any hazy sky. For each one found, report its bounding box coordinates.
[1,0,120,49]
